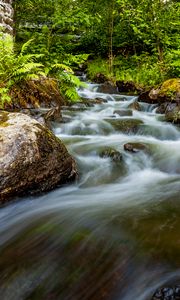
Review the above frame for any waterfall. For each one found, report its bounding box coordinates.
[0,0,13,34]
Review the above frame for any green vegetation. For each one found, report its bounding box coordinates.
[0,0,179,108]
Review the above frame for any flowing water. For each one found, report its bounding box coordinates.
[0,80,180,300]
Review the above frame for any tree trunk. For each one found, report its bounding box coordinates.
[108,0,114,74]
[0,0,14,34]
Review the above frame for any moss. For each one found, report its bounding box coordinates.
[159,78,180,99]
[0,111,9,127]
[8,78,65,110]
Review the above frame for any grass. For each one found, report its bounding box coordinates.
[87,54,170,88]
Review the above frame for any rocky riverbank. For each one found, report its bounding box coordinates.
[91,73,180,124]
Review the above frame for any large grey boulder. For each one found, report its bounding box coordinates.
[0,111,77,202]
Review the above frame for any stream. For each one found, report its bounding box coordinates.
[0,79,180,300]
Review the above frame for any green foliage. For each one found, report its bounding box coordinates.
[9,0,180,96]
[165,49,180,77]
[0,34,45,108]
[87,55,168,88]
[58,72,85,102]
[0,32,86,108]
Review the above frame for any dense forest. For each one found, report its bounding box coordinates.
[0,0,180,108]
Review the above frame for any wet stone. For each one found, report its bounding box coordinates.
[104,118,143,134]
[127,100,141,111]
[113,109,133,117]
[99,147,123,162]
[152,286,180,300]
[124,142,148,153]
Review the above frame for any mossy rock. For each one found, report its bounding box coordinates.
[0,111,77,203]
[104,118,143,133]
[160,78,180,99]
[149,78,180,103]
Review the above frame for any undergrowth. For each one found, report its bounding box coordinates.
[87,53,179,88]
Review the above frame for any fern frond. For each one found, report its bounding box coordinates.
[20,39,34,55]
[51,63,73,73]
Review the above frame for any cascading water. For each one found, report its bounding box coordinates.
[0,79,180,300]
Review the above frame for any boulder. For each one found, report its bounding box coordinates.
[5,78,65,123]
[148,78,180,103]
[104,118,143,133]
[99,147,123,162]
[0,111,77,203]
[116,80,142,94]
[127,100,141,111]
[92,73,108,84]
[138,90,152,103]
[165,105,180,124]
[156,102,180,124]
[97,82,118,94]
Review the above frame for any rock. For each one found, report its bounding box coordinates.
[97,82,119,94]
[165,105,180,124]
[152,285,180,300]
[5,78,65,123]
[156,102,180,124]
[149,79,180,103]
[138,90,152,103]
[59,116,72,123]
[0,0,14,34]
[104,118,143,133]
[92,97,108,104]
[92,73,108,84]
[113,110,133,117]
[127,100,141,111]
[0,111,77,203]
[99,148,123,162]
[116,80,142,94]
[124,142,148,153]
[156,102,170,114]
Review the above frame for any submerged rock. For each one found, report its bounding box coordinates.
[0,111,77,203]
[124,142,148,153]
[99,147,123,162]
[113,109,133,117]
[104,118,143,133]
